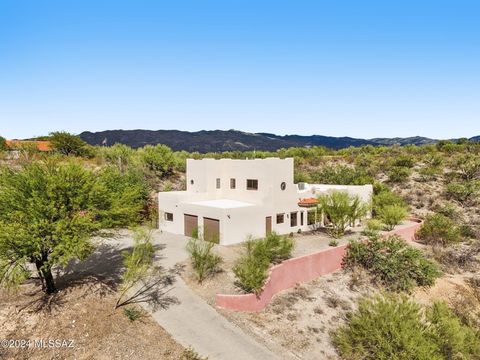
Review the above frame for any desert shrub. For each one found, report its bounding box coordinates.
[393,155,415,168]
[445,181,480,204]
[311,164,373,185]
[123,306,143,321]
[329,239,339,247]
[319,191,368,238]
[430,241,480,273]
[417,213,462,246]
[186,238,222,283]
[0,136,6,151]
[388,166,412,183]
[49,131,91,157]
[101,143,135,170]
[372,189,406,216]
[377,204,408,231]
[333,295,480,360]
[233,233,294,293]
[361,218,384,237]
[181,347,208,360]
[343,235,440,292]
[137,144,176,177]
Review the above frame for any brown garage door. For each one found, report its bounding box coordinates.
[203,217,220,244]
[184,214,198,238]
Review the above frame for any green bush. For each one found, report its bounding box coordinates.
[333,295,480,360]
[361,218,384,237]
[388,166,412,183]
[138,144,176,177]
[343,235,440,292]
[49,131,91,157]
[417,213,462,246]
[393,155,415,168]
[233,233,294,293]
[186,239,222,283]
[445,181,480,204]
[0,136,6,151]
[319,191,368,238]
[378,204,408,231]
[311,164,373,185]
[372,189,406,216]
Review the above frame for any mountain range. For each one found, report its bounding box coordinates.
[78,129,477,153]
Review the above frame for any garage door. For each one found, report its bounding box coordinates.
[184,214,198,238]
[203,217,220,244]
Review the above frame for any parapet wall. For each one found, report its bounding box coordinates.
[216,219,422,312]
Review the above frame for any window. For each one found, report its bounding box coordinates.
[216,178,221,189]
[280,182,286,190]
[230,178,236,189]
[276,213,284,224]
[290,212,298,227]
[190,179,194,185]
[300,212,304,226]
[307,210,316,225]
[246,179,258,190]
[164,212,174,222]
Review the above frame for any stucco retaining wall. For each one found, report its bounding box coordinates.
[216,219,422,312]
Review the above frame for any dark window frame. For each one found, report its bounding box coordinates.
[164,212,174,221]
[230,178,236,189]
[216,178,221,189]
[276,213,284,224]
[246,179,258,190]
[290,212,298,227]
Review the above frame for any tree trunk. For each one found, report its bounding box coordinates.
[41,267,57,294]
[35,259,46,291]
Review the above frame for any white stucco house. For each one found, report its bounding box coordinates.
[158,158,372,245]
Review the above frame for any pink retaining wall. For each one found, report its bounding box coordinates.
[216,219,422,312]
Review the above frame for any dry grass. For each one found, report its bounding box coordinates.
[0,279,185,360]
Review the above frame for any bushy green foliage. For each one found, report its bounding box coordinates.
[0,135,6,151]
[343,235,440,292]
[372,188,406,216]
[0,160,100,293]
[186,238,222,283]
[138,144,175,177]
[233,233,294,293]
[388,166,412,183]
[361,218,384,237]
[393,155,415,168]
[445,181,480,204]
[95,166,150,227]
[378,204,408,231]
[319,191,368,238]
[101,143,135,170]
[417,213,462,246]
[49,131,91,157]
[333,295,480,360]
[311,164,373,185]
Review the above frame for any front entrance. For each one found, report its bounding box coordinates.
[204,217,220,243]
[184,214,198,237]
[265,216,272,236]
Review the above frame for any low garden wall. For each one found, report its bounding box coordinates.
[216,219,423,312]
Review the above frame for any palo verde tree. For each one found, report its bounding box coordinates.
[49,131,90,157]
[0,160,114,294]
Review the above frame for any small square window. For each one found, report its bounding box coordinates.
[164,212,174,221]
[276,214,284,224]
[216,178,221,189]
[230,178,236,189]
[246,179,258,190]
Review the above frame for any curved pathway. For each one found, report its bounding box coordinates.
[144,231,279,360]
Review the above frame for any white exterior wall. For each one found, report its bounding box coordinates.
[158,158,372,245]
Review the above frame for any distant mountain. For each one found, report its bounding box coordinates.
[78,129,480,153]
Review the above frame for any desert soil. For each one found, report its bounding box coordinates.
[0,279,185,360]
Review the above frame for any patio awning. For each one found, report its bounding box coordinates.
[298,197,318,207]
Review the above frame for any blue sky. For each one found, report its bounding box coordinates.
[1,0,479,139]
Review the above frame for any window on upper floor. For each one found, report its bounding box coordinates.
[230,178,236,189]
[276,214,284,224]
[164,212,174,222]
[246,179,258,190]
[216,178,221,189]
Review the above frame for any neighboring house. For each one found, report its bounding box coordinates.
[6,140,52,151]
[158,158,372,245]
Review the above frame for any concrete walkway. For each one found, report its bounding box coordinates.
[145,231,279,360]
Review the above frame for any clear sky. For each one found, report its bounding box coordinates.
[1,0,479,140]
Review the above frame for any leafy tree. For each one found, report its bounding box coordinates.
[138,144,175,177]
[0,160,101,294]
[417,213,462,246]
[49,131,90,156]
[318,191,368,238]
[378,204,408,231]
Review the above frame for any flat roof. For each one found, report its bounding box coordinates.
[190,199,256,209]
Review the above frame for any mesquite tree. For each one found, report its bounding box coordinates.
[0,160,105,294]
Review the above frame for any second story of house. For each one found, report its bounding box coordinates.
[184,158,297,205]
